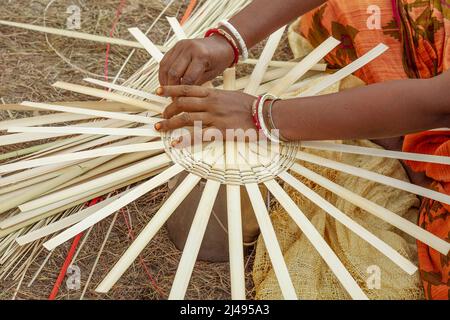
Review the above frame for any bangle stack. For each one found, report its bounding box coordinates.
[253,94,288,143]
[218,20,249,61]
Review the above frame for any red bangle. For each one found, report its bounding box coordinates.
[252,96,262,130]
[205,28,239,67]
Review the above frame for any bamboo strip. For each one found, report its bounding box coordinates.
[243,59,327,71]
[83,78,169,105]
[0,142,164,173]
[168,179,221,300]
[0,141,59,162]
[20,101,160,125]
[19,154,171,212]
[166,17,187,40]
[52,82,164,113]
[295,151,450,205]
[263,179,368,300]
[8,126,160,138]
[300,141,450,165]
[96,174,201,293]
[268,37,340,96]
[244,26,286,95]
[278,171,417,274]
[299,44,388,97]
[244,183,298,300]
[43,164,184,251]
[128,28,164,63]
[0,113,94,131]
[290,163,450,255]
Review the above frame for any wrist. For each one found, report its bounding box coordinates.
[205,29,239,67]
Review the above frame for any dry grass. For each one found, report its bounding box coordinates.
[0,0,293,300]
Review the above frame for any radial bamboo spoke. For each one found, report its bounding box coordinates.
[8,126,159,138]
[0,113,94,130]
[296,150,450,205]
[43,164,184,251]
[299,43,388,97]
[128,27,164,63]
[169,179,221,300]
[20,101,160,125]
[96,173,201,293]
[278,171,417,274]
[263,179,368,300]
[166,17,187,40]
[243,183,297,299]
[301,141,450,165]
[290,163,450,255]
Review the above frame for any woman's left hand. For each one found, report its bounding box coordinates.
[154,85,257,144]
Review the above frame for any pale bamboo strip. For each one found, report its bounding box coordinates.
[218,68,290,90]
[128,28,164,63]
[0,113,94,131]
[290,163,450,255]
[0,101,144,112]
[83,78,169,105]
[166,17,187,40]
[20,101,160,125]
[295,150,450,205]
[27,250,52,287]
[279,171,417,274]
[96,174,201,293]
[244,183,298,300]
[16,193,123,245]
[0,169,164,238]
[8,126,159,138]
[0,142,164,173]
[268,37,340,96]
[244,26,286,95]
[0,141,59,162]
[243,58,327,71]
[43,164,184,251]
[264,179,368,300]
[299,44,388,97]
[52,82,164,113]
[19,154,171,212]
[301,141,450,165]
[168,179,221,300]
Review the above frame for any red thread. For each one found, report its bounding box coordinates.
[104,0,127,81]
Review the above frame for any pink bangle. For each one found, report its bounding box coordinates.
[204,28,239,67]
[252,96,262,130]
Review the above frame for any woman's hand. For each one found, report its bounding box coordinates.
[158,35,235,86]
[154,85,257,145]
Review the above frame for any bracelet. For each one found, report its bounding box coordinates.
[204,28,239,67]
[251,96,263,130]
[218,20,249,61]
[267,99,288,142]
[257,93,283,143]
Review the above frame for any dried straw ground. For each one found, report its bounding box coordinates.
[0,0,293,300]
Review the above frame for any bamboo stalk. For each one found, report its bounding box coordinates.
[8,126,160,138]
[263,179,368,300]
[83,78,169,105]
[43,164,184,251]
[290,163,450,255]
[295,150,450,205]
[128,28,164,63]
[96,173,201,293]
[268,37,340,96]
[299,44,388,97]
[300,141,450,165]
[278,171,417,274]
[20,101,160,125]
[19,154,171,212]
[168,179,221,300]
[244,183,298,300]
[0,142,164,173]
[52,82,164,113]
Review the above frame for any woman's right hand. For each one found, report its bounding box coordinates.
[158,34,236,86]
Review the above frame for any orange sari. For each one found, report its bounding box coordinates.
[296,0,450,300]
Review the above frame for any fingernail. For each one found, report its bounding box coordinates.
[156,87,163,96]
[154,123,161,131]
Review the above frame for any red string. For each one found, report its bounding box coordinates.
[104,0,127,81]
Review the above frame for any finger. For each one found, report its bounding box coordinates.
[197,70,221,86]
[162,97,208,119]
[181,59,207,85]
[159,45,181,86]
[157,85,210,98]
[173,127,212,149]
[155,112,210,132]
[167,50,192,86]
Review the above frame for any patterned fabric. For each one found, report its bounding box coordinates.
[294,0,449,300]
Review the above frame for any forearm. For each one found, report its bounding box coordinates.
[229,0,326,49]
[271,72,450,141]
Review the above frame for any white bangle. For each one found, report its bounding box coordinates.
[258,93,282,144]
[219,20,249,61]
